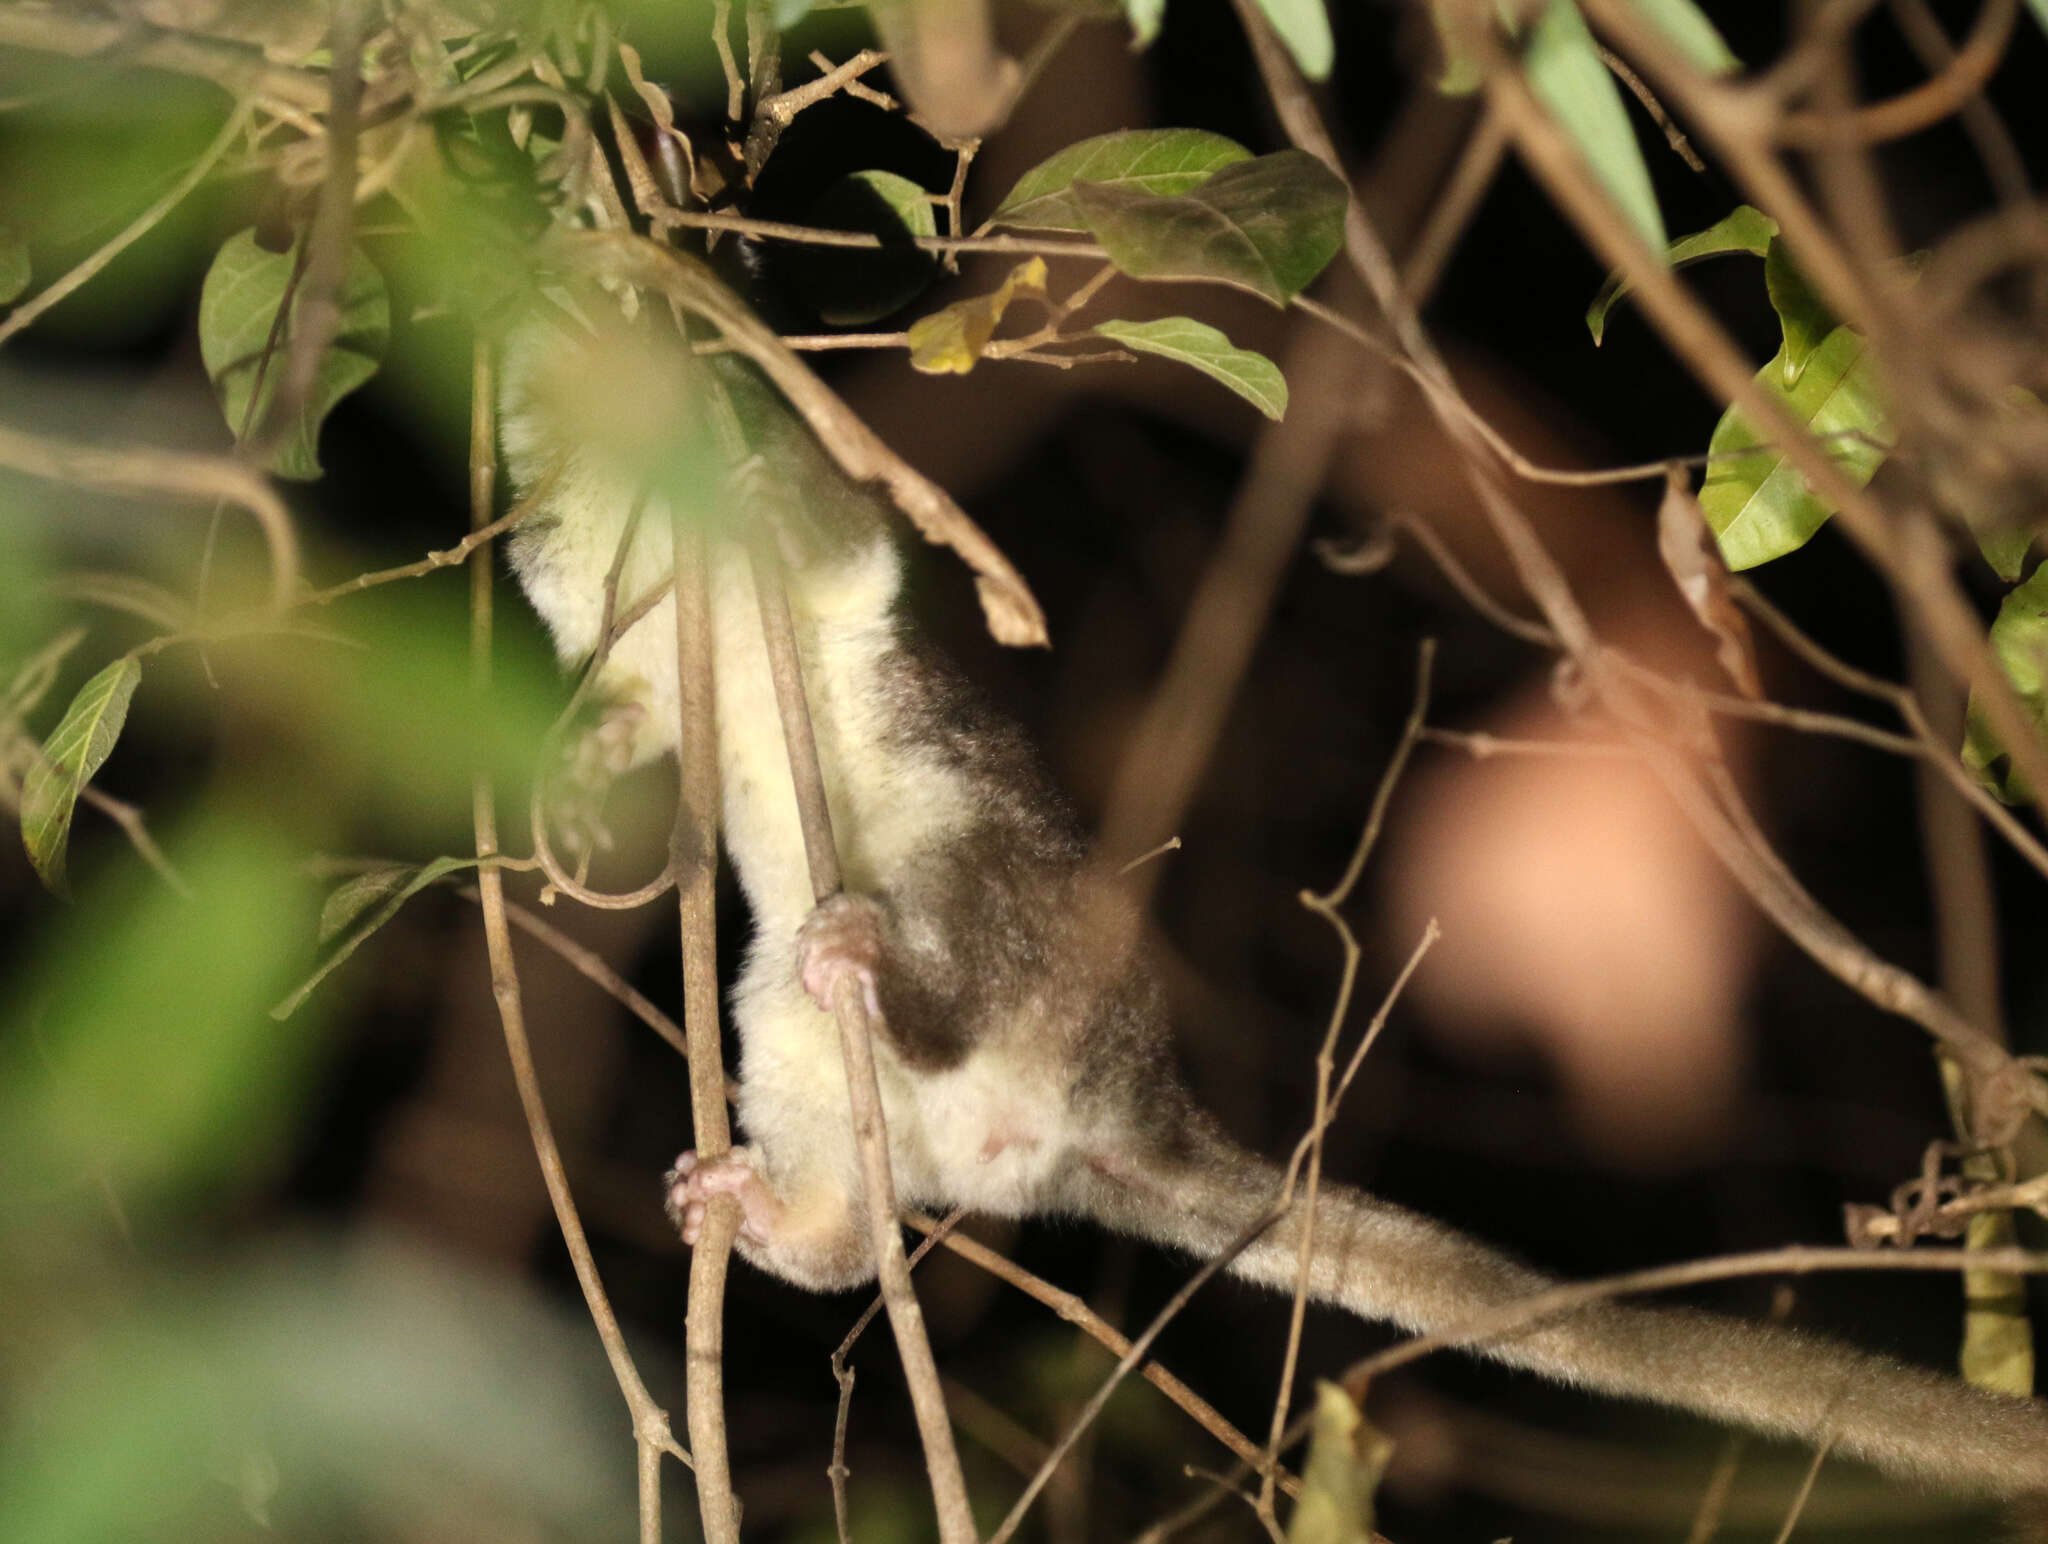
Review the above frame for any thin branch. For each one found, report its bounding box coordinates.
[758,48,887,128]
[1261,644,1435,1519]
[985,924,1437,1544]
[302,473,555,605]
[0,7,329,109]
[1775,0,2019,149]
[674,509,742,1544]
[1768,1436,1836,1544]
[244,0,365,471]
[747,539,977,1544]
[0,423,299,610]
[900,1212,1299,1497]
[465,340,689,1544]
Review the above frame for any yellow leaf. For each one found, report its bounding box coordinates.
[907,257,1048,375]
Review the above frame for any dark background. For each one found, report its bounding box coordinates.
[3,2,2046,1541]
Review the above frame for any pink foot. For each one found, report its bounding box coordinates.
[663,1148,781,1247]
[798,894,885,1018]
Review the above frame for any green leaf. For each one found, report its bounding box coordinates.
[1287,1383,1391,1544]
[1587,204,1776,344]
[1427,2,1482,93]
[1960,1210,2035,1395]
[1092,317,1287,419]
[198,229,389,480]
[275,856,476,1019]
[1070,149,1347,306]
[1977,523,2035,584]
[0,227,28,305]
[1125,0,1166,48]
[1964,559,2048,803]
[1763,238,1835,382]
[2029,0,2048,41]
[1526,0,1666,252]
[1,812,319,1214]
[989,129,1253,234]
[20,654,141,893]
[1698,325,1888,570]
[1252,0,1334,80]
[1629,0,1740,74]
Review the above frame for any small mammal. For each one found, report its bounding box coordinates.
[501,324,2048,1501]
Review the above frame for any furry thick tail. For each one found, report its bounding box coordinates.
[1082,1119,2048,1500]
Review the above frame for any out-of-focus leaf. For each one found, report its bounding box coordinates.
[1656,471,1761,696]
[1979,524,2035,583]
[1961,1209,2035,1394]
[5,627,87,719]
[1092,316,1287,418]
[1287,1382,1391,1544]
[0,814,317,1207]
[908,257,1049,373]
[989,129,1252,233]
[1526,0,1666,253]
[1763,238,1834,382]
[1631,0,1740,74]
[48,571,197,632]
[20,654,140,893]
[0,227,28,304]
[2028,0,2048,41]
[1963,559,2048,803]
[198,229,389,479]
[1071,149,1347,306]
[791,168,938,325]
[1698,325,1888,569]
[1429,1,1482,93]
[1587,204,1775,344]
[1126,0,1167,48]
[1252,0,1334,80]
[276,856,475,1019]
[775,0,818,22]
[0,1239,626,1543]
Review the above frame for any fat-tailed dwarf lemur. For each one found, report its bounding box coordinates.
[499,310,2048,1505]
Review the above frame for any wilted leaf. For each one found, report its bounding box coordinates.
[1963,559,2048,802]
[1656,470,1761,697]
[1252,0,1334,80]
[1526,0,1666,252]
[1698,325,1888,570]
[20,654,141,892]
[907,257,1049,374]
[1763,239,1834,383]
[1092,316,1286,418]
[1287,1382,1390,1544]
[990,129,1252,233]
[276,856,476,1019]
[198,229,389,479]
[1588,204,1776,344]
[1071,149,1347,306]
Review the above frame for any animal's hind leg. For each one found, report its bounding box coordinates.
[664,1146,874,1292]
